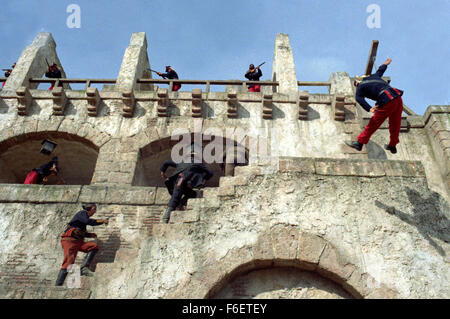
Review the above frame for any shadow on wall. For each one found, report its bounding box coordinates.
[307,106,320,121]
[375,187,450,256]
[92,232,121,270]
[367,141,388,160]
[0,99,9,114]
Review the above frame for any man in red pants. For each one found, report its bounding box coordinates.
[157,66,181,91]
[24,156,59,184]
[55,203,108,286]
[245,64,263,92]
[345,58,404,154]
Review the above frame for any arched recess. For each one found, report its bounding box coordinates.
[165,229,399,299]
[133,132,249,187]
[0,131,99,185]
[211,266,353,299]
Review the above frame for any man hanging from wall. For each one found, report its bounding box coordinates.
[156,66,181,91]
[2,63,16,88]
[345,58,404,154]
[160,145,214,223]
[45,63,62,91]
[245,63,263,92]
[24,156,59,184]
[55,203,109,286]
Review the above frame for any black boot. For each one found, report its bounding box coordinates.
[384,144,397,154]
[345,140,363,151]
[162,207,173,224]
[80,250,97,276]
[55,269,68,286]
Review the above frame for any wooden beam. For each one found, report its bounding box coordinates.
[365,40,379,75]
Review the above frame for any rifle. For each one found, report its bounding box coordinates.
[45,58,50,67]
[147,68,166,79]
[2,69,12,72]
[256,62,265,68]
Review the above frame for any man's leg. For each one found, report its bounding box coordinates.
[387,97,404,148]
[57,240,80,286]
[357,107,390,145]
[79,242,99,276]
[163,180,184,223]
[179,187,197,209]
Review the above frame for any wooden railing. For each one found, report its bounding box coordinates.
[137,78,279,93]
[29,78,117,90]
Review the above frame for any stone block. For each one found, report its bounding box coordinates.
[122,90,135,117]
[252,232,275,261]
[51,86,67,116]
[155,187,171,205]
[86,87,100,117]
[318,244,356,282]
[16,86,32,116]
[297,232,327,267]
[270,225,299,261]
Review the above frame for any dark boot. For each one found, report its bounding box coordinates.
[345,140,363,151]
[55,269,68,286]
[162,207,173,224]
[80,250,97,276]
[384,144,397,154]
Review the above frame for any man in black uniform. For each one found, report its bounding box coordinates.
[45,63,62,90]
[245,64,263,92]
[345,58,404,154]
[160,148,213,223]
[156,66,181,91]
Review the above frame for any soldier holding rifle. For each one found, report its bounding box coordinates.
[152,65,181,91]
[45,60,62,91]
[2,62,16,88]
[245,62,264,92]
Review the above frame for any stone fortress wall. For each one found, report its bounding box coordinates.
[0,32,448,299]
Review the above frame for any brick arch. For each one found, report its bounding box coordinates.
[134,131,251,187]
[139,131,250,162]
[0,130,105,185]
[167,227,399,299]
[0,118,112,152]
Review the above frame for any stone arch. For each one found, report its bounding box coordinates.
[0,130,103,185]
[133,132,250,187]
[166,227,400,299]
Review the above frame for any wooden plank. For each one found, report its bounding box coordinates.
[365,40,379,75]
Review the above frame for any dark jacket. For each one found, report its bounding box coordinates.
[66,210,103,233]
[45,69,62,79]
[33,156,58,184]
[245,69,262,85]
[160,70,179,80]
[161,159,213,192]
[355,64,403,112]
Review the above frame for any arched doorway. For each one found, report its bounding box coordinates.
[133,133,249,187]
[0,132,99,185]
[211,266,352,299]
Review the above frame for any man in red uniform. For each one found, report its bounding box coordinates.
[24,156,59,184]
[345,58,404,154]
[45,63,62,91]
[2,63,16,88]
[157,66,181,91]
[245,64,263,92]
[55,203,109,286]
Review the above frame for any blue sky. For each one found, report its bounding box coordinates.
[1,0,449,114]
